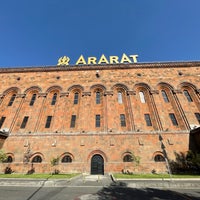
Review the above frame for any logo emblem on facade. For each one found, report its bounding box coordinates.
[57,56,70,66]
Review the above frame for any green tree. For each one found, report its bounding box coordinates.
[0,150,7,163]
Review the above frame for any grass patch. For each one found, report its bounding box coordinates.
[0,173,79,179]
[113,173,200,179]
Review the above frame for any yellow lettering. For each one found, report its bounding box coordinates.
[88,57,97,64]
[76,55,87,65]
[109,56,119,64]
[120,53,131,63]
[129,55,138,63]
[98,54,109,64]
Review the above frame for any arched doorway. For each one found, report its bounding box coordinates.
[91,154,104,175]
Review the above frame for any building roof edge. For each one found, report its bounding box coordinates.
[0,61,200,73]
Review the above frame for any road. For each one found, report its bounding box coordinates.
[0,175,200,200]
[0,185,200,200]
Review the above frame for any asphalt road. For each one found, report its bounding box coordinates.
[0,185,200,200]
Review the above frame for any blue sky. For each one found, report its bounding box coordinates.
[0,0,200,67]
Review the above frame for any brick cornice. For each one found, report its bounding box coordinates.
[1,61,200,74]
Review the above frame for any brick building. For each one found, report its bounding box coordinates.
[0,61,200,174]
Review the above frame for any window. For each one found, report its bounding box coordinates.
[139,91,146,103]
[0,117,6,128]
[169,113,178,126]
[20,116,29,129]
[61,155,72,163]
[96,91,101,104]
[45,116,52,128]
[70,115,76,128]
[3,156,13,163]
[51,93,57,105]
[120,114,126,127]
[154,155,165,162]
[74,92,79,104]
[8,94,16,106]
[161,90,169,102]
[183,90,193,102]
[95,114,100,127]
[32,155,42,163]
[144,114,152,126]
[118,91,123,104]
[195,113,200,124]
[123,154,133,162]
[29,93,37,106]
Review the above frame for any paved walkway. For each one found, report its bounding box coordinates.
[0,174,200,189]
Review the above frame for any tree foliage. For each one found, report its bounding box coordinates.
[169,151,200,174]
[0,150,7,163]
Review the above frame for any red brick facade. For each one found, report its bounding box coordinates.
[0,61,200,174]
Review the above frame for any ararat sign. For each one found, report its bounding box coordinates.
[57,53,138,66]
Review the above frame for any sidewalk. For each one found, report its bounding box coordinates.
[0,174,200,188]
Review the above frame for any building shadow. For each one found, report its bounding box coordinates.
[95,181,199,200]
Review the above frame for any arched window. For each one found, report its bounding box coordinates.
[139,91,146,103]
[183,90,193,102]
[8,94,16,106]
[51,93,57,105]
[32,155,42,163]
[74,92,79,104]
[123,154,133,162]
[30,93,37,106]
[154,154,165,162]
[118,91,123,104]
[161,90,169,102]
[96,91,101,104]
[61,155,72,163]
[3,156,13,163]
